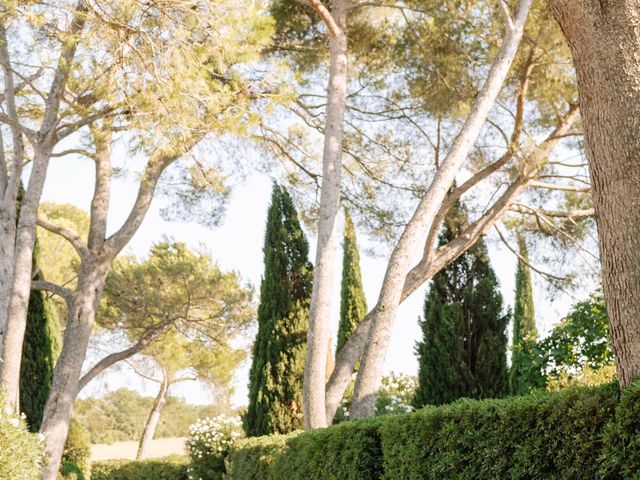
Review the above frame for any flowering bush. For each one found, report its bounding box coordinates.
[0,406,44,480]
[186,415,242,480]
[375,373,417,415]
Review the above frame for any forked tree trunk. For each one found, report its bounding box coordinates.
[550,0,640,387]
[137,371,170,460]
[303,0,348,429]
[39,261,109,480]
[349,0,532,418]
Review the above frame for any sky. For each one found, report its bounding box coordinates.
[40,151,586,407]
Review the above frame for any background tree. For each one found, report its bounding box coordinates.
[413,200,508,408]
[0,2,276,476]
[510,235,544,394]
[98,241,251,459]
[244,184,313,436]
[19,241,61,432]
[337,209,367,356]
[538,292,614,387]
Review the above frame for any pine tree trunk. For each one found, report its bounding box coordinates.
[0,211,16,361]
[39,261,108,480]
[549,0,640,388]
[303,0,348,429]
[137,371,169,460]
[1,149,52,411]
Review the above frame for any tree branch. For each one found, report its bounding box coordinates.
[308,0,345,38]
[31,280,73,305]
[36,215,89,261]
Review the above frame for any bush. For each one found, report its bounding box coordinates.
[226,434,292,480]
[91,456,188,480]
[186,415,242,480]
[228,381,640,479]
[380,382,619,479]
[60,419,91,479]
[0,407,44,480]
[271,417,383,480]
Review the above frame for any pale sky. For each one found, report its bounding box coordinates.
[40,150,585,407]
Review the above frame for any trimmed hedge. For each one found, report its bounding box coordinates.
[228,381,640,479]
[91,456,188,480]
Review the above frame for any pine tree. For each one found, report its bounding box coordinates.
[337,209,368,356]
[413,200,509,408]
[20,240,62,432]
[509,234,544,394]
[466,240,509,399]
[244,184,313,436]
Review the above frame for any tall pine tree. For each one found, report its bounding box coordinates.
[509,234,544,394]
[244,184,313,436]
[413,200,509,408]
[337,209,367,355]
[20,240,62,432]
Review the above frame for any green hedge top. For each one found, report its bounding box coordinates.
[91,456,189,480]
[229,381,640,480]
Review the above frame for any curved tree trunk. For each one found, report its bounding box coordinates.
[549,0,640,387]
[303,0,348,429]
[349,0,532,418]
[39,261,109,480]
[137,370,170,460]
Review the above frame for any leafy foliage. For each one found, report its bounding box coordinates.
[20,248,62,432]
[61,420,91,480]
[91,456,189,480]
[337,209,368,355]
[538,292,614,387]
[186,416,242,480]
[0,402,44,480]
[74,389,235,444]
[244,184,313,436]
[510,235,545,394]
[226,381,640,479]
[413,200,509,408]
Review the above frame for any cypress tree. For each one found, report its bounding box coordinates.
[509,234,544,394]
[413,200,509,408]
[244,184,313,436]
[336,209,367,355]
[20,240,62,432]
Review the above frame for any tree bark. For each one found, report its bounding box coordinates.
[549,0,640,387]
[39,261,109,480]
[137,370,170,460]
[1,148,53,409]
[303,0,348,429]
[348,0,533,418]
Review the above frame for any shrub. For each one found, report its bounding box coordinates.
[186,415,242,480]
[375,373,417,415]
[91,456,189,480]
[380,382,620,479]
[61,419,91,479]
[225,433,293,480]
[0,407,44,480]
[270,417,383,480]
[228,381,640,479]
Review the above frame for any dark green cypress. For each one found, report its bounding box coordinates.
[243,184,313,437]
[337,209,367,355]
[20,240,62,432]
[509,235,544,394]
[413,200,509,408]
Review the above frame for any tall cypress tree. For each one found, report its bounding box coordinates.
[20,240,62,432]
[413,200,509,408]
[337,209,367,355]
[509,235,544,394]
[244,184,313,437]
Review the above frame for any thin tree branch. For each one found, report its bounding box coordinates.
[36,215,89,261]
